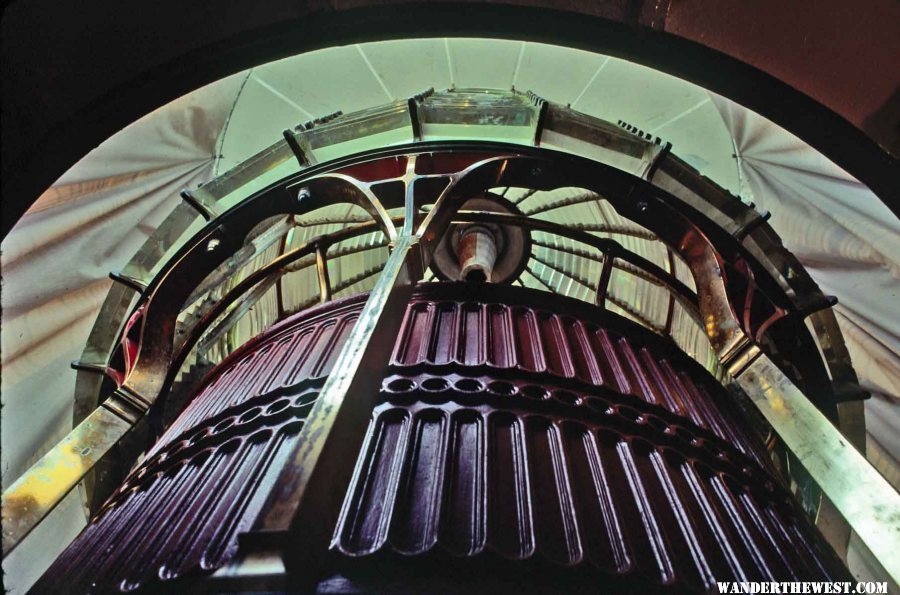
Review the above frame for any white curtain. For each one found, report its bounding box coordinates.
[2,65,897,591]
[0,73,245,592]
[711,93,900,488]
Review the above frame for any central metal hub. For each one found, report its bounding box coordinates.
[431,194,530,283]
[457,224,498,282]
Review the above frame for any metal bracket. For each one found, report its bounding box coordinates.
[526,91,549,147]
[71,359,112,377]
[793,293,839,319]
[645,141,672,182]
[282,129,312,167]
[407,88,433,142]
[109,271,148,294]
[180,188,221,221]
[104,385,151,424]
[734,208,771,240]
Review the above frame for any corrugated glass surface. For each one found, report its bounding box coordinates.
[166,91,722,385]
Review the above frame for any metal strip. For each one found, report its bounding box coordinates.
[2,160,417,559]
[315,244,332,303]
[295,264,385,311]
[173,223,396,384]
[275,230,289,319]
[196,275,280,355]
[531,240,669,287]
[664,248,676,336]
[531,253,664,333]
[681,233,897,578]
[215,155,515,586]
[596,252,614,309]
[221,234,422,581]
[1,406,131,554]
[735,356,900,584]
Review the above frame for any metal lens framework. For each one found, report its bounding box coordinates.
[3,89,897,585]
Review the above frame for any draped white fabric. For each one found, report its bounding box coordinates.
[711,94,900,489]
[1,41,897,592]
[0,73,245,591]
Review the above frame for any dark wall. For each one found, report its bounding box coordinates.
[3,0,898,237]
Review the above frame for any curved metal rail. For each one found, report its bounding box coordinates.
[167,210,703,419]
[3,141,883,576]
